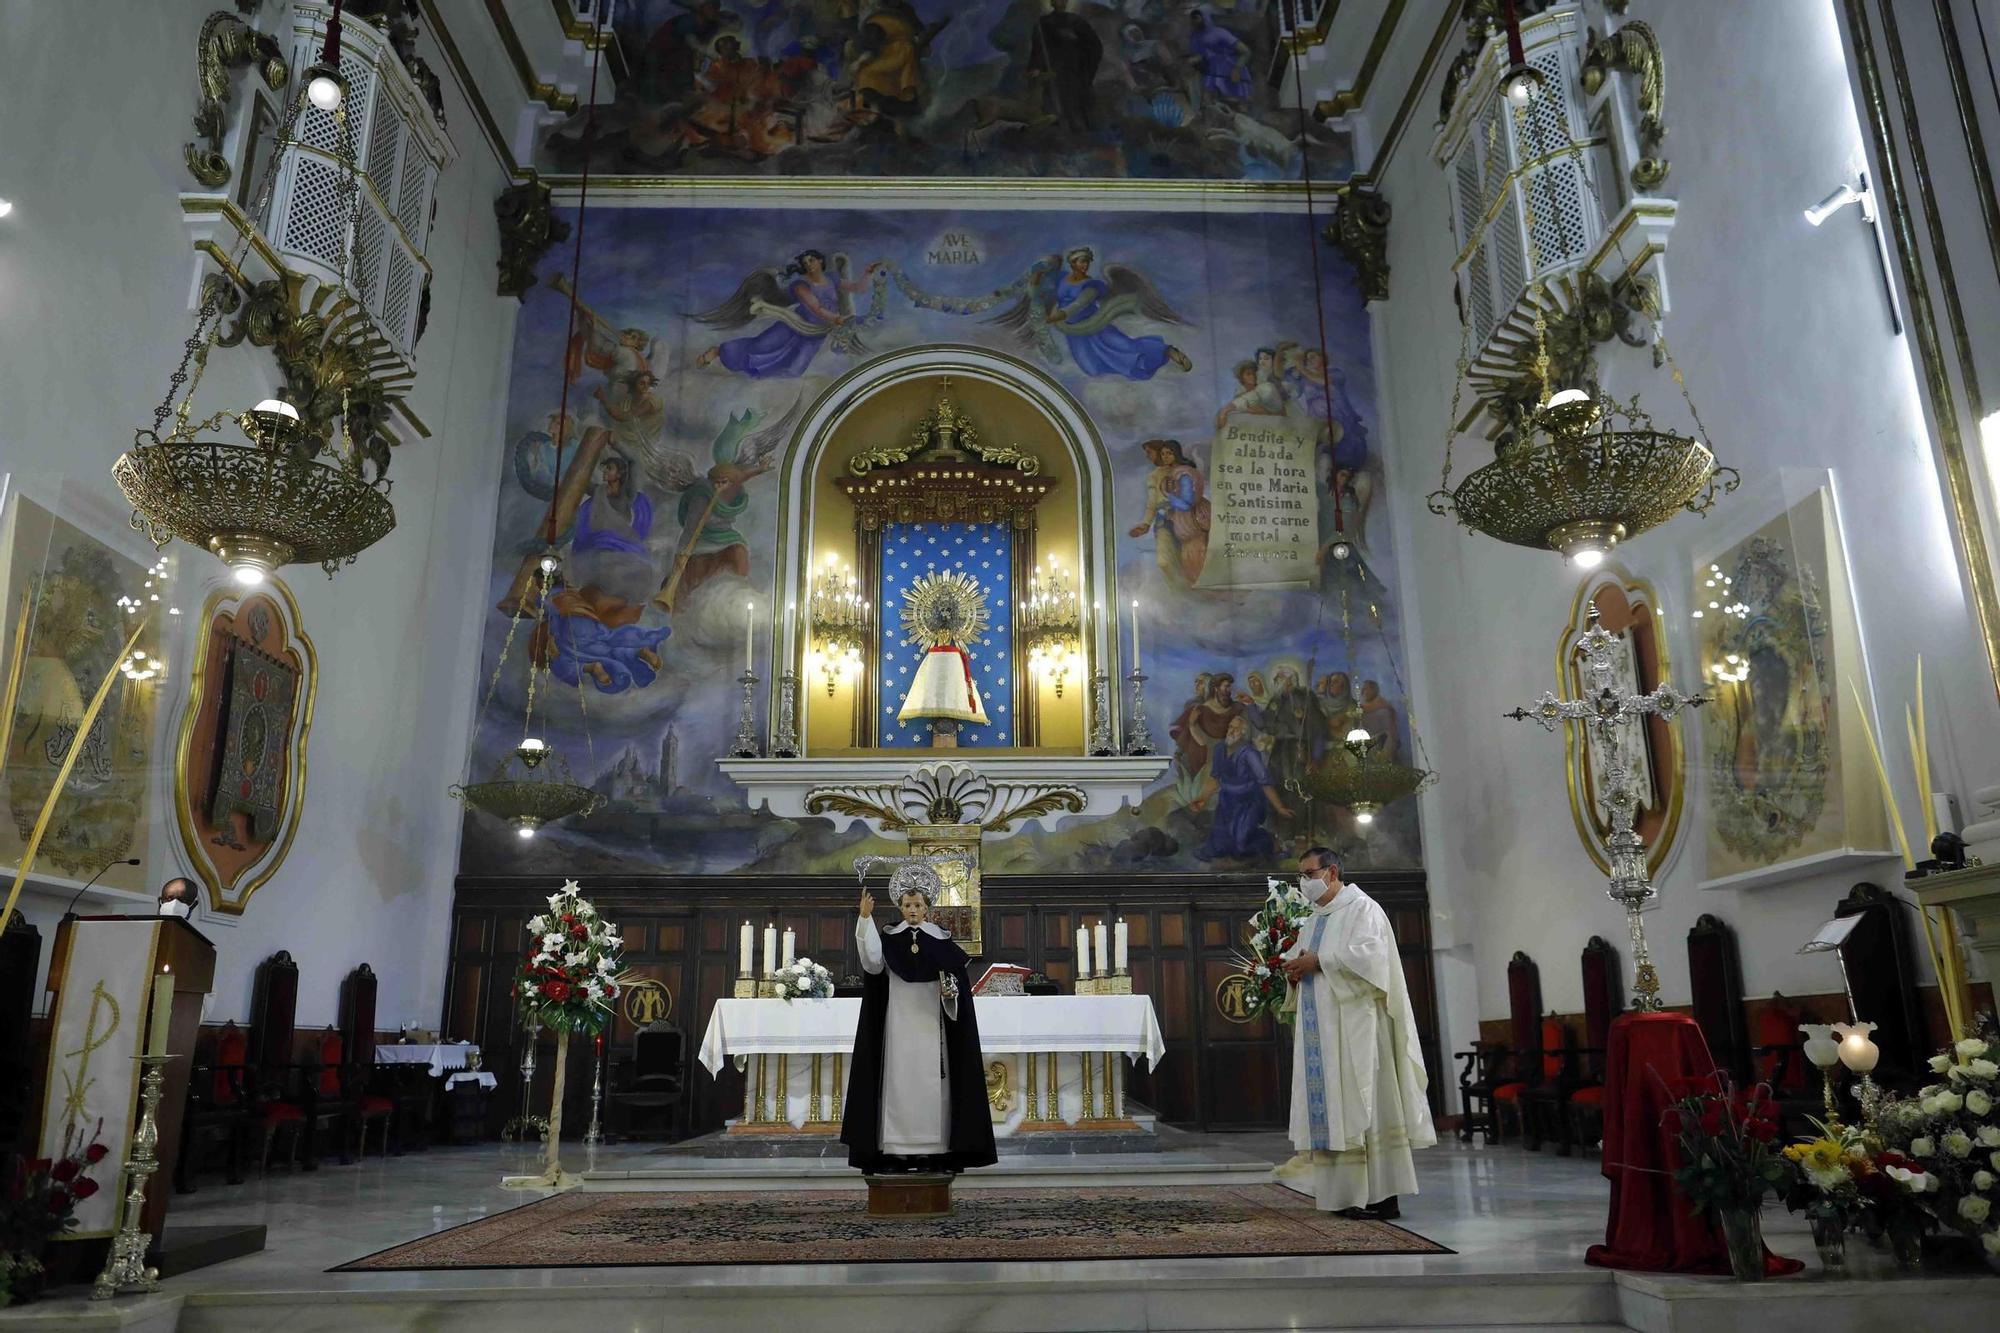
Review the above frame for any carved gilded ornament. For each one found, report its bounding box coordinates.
[1327,187,1392,303]
[210,271,414,483]
[836,390,1056,531]
[172,580,317,916]
[495,175,570,299]
[186,10,289,189]
[1582,20,1668,190]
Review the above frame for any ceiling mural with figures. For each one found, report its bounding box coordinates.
[461,202,1414,877]
[537,1,1355,181]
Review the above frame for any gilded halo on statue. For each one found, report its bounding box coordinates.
[900,570,990,650]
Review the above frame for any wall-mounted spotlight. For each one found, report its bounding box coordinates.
[1805,171,1901,335]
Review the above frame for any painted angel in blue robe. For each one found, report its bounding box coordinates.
[987,247,1191,379]
[693,249,884,379]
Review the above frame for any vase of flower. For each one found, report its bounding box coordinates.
[1886,1221,1924,1271]
[1808,1212,1846,1273]
[1718,1207,1767,1281]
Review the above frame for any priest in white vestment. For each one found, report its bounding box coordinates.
[1278,846,1435,1217]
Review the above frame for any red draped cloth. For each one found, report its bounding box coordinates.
[1584,1011,1802,1275]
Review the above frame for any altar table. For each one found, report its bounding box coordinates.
[698,995,1166,1134]
[375,1041,481,1078]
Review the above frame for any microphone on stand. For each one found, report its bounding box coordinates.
[60,857,142,922]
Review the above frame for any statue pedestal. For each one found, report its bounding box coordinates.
[865,1172,954,1216]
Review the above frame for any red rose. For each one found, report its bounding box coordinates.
[51,1158,77,1183]
[71,1177,100,1200]
[1745,1118,1777,1142]
[84,1143,108,1164]
[1697,1107,1725,1136]
[543,979,570,1002]
[571,923,587,938]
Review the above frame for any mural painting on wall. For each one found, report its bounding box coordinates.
[543,2,1355,181]
[0,498,158,895]
[1696,488,1889,885]
[462,204,1414,877]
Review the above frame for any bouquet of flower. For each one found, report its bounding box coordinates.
[1232,877,1314,1025]
[773,957,834,1002]
[514,879,626,1035]
[0,1124,108,1308]
[1872,1028,2000,1261]
[1779,1116,1872,1226]
[1665,1077,1789,1216]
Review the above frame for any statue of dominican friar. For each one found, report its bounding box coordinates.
[896,570,991,743]
[840,864,997,1176]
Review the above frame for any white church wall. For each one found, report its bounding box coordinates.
[0,0,512,1030]
[1375,0,2000,1019]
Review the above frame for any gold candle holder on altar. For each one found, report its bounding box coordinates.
[1100,971,1133,995]
[1075,975,1102,996]
[733,975,758,999]
[755,978,781,998]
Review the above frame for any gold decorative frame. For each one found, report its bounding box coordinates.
[1559,572,1685,879]
[171,579,317,916]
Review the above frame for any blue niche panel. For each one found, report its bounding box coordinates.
[878,521,1012,748]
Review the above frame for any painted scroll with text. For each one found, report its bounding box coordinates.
[1194,418,1320,591]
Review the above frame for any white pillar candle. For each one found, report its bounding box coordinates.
[762,924,777,977]
[745,602,755,673]
[1114,919,1129,973]
[782,928,796,969]
[1076,925,1092,978]
[1094,920,1109,979]
[738,920,753,976]
[146,967,174,1057]
[1129,599,1141,672]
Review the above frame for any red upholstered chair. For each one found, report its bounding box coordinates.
[1456,951,1541,1143]
[1687,914,1751,1083]
[340,963,396,1156]
[303,1028,359,1167]
[249,949,310,1173]
[1752,992,1822,1138]
[1562,936,1622,1155]
[177,1021,251,1192]
[1510,1014,1572,1150]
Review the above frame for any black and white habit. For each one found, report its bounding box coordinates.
[839,913,998,1175]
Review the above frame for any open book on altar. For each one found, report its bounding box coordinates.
[974,963,1032,996]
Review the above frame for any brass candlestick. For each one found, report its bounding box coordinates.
[92,1054,177,1301]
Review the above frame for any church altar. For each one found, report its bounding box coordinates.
[698,994,1166,1135]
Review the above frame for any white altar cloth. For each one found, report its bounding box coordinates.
[698,995,1166,1132]
[375,1041,481,1078]
[698,995,1166,1071]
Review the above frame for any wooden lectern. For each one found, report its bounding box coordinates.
[41,915,214,1257]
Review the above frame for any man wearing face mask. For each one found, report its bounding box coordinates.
[1277,847,1435,1218]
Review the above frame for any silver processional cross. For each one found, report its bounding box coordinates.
[1506,606,1706,1012]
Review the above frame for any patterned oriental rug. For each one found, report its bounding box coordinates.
[334,1185,1450,1271]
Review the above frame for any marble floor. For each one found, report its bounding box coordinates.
[5,1133,1991,1332]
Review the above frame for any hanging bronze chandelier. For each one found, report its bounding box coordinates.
[114,1,395,587]
[1431,373,1737,569]
[450,561,600,840]
[1428,2,1735,568]
[451,6,610,845]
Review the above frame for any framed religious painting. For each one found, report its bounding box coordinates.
[1693,483,1895,890]
[172,579,317,914]
[0,493,166,897]
[1559,571,1687,881]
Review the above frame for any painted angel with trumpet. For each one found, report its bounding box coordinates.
[986,246,1192,380]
